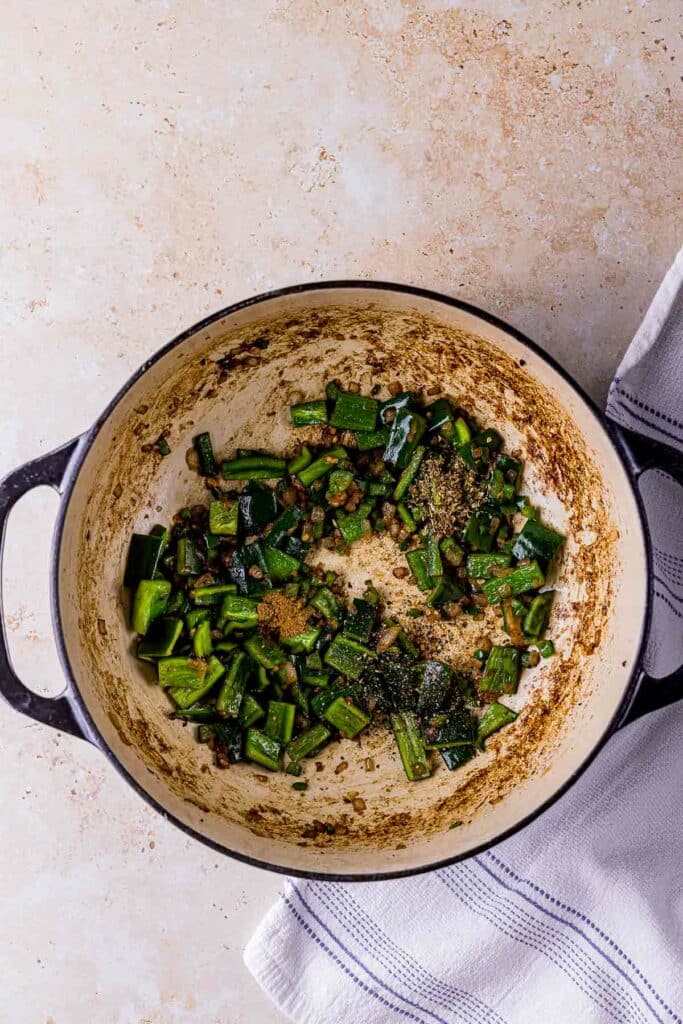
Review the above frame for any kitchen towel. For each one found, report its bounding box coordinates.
[245,250,683,1024]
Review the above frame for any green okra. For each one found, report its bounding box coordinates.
[330,392,378,433]
[290,400,329,427]
[245,729,282,771]
[477,702,518,745]
[131,579,171,635]
[482,561,545,605]
[391,712,431,781]
[479,645,520,695]
[286,723,332,761]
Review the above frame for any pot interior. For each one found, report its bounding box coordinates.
[56,286,647,876]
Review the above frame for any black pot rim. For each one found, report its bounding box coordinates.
[51,279,652,882]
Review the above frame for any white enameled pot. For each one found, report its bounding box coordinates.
[1,282,680,880]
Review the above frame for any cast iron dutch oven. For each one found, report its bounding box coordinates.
[1,283,681,880]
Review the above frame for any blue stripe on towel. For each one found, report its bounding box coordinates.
[609,394,683,448]
[655,590,683,620]
[283,894,432,1024]
[312,882,502,1024]
[438,866,631,1021]
[481,854,680,1024]
[290,885,462,1024]
[654,547,683,580]
[612,380,683,436]
[447,863,646,1024]
[653,576,683,604]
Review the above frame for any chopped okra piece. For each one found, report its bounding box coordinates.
[511,518,565,571]
[538,639,556,658]
[325,469,354,502]
[216,651,251,717]
[523,591,555,640]
[194,432,217,476]
[209,500,238,535]
[324,635,375,679]
[264,701,297,744]
[391,712,431,781]
[323,696,370,738]
[393,446,426,501]
[238,694,266,728]
[137,617,183,660]
[245,729,282,771]
[302,669,331,688]
[286,723,332,761]
[213,720,244,763]
[281,625,321,654]
[168,656,226,710]
[174,704,217,724]
[335,501,373,545]
[330,392,378,433]
[158,655,209,688]
[190,582,237,606]
[239,482,278,531]
[441,745,475,770]
[384,408,427,469]
[479,645,520,694]
[423,707,475,749]
[355,427,391,451]
[176,537,203,576]
[267,506,303,548]
[343,598,377,644]
[124,531,167,588]
[423,532,443,579]
[222,455,287,480]
[244,634,285,671]
[424,397,455,435]
[287,446,313,475]
[184,606,208,630]
[297,446,347,487]
[192,618,213,658]
[397,502,417,531]
[452,416,471,445]
[262,544,301,583]
[477,702,518,744]
[466,552,512,579]
[290,400,329,427]
[131,579,171,635]
[219,594,260,627]
[482,561,545,604]
[405,548,432,592]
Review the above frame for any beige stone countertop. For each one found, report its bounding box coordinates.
[1,2,680,1022]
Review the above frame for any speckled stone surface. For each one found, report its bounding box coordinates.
[1,2,680,1021]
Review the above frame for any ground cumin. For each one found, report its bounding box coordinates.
[410,449,484,537]
[257,591,309,638]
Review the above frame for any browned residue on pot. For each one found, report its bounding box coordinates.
[62,302,617,859]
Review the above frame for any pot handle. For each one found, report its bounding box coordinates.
[0,438,88,740]
[612,426,683,727]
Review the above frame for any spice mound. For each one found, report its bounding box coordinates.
[258,591,309,639]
